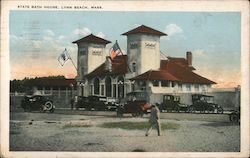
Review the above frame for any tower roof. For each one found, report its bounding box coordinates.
[122,25,167,36]
[72,34,111,44]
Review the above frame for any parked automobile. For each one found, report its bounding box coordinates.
[76,95,107,111]
[75,96,88,109]
[158,94,189,112]
[21,95,55,113]
[105,97,119,111]
[117,91,152,117]
[229,107,240,123]
[122,100,151,117]
[189,94,223,114]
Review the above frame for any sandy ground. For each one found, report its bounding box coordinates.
[10,111,240,152]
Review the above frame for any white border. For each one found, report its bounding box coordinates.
[1,0,249,158]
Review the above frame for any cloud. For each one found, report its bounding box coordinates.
[96,32,105,38]
[72,27,91,36]
[45,29,55,37]
[164,24,183,37]
[192,49,206,57]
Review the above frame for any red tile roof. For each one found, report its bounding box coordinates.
[85,55,128,77]
[160,59,216,84]
[161,57,195,71]
[122,25,167,36]
[72,34,111,44]
[131,70,180,81]
[85,55,215,85]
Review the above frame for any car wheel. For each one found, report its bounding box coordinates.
[174,107,180,113]
[217,107,223,114]
[131,113,137,117]
[230,113,239,122]
[44,101,53,111]
[50,108,55,113]
[188,106,195,113]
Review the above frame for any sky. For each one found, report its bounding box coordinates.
[10,11,241,88]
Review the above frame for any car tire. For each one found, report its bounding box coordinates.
[132,113,137,117]
[44,101,53,111]
[230,113,239,122]
[50,108,55,113]
[217,107,224,114]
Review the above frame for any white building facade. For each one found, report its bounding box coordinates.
[73,25,215,104]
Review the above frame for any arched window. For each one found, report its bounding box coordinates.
[105,77,112,97]
[117,76,124,98]
[132,62,136,72]
[93,78,100,95]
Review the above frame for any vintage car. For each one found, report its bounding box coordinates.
[21,95,55,113]
[117,91,152,117]
[229,107,240,122]
[188,94,223,114]
[158,94,189,112]
[76,95,111,111]
[119,100,151,117]
[75,96,88,109]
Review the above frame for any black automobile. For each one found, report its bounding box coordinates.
[189,94,223,114]
[76,95,107,111]
[158,94,189,112]
[75,96,88,109]
[21,95,55,113]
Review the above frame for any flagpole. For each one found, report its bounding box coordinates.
[65,49,78,72]
[116,41,132,73]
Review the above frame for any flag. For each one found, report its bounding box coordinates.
[58,49,70,66]
[110,41,122,60]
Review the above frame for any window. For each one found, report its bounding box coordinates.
[186,84,191,91]
[139,81,146,90]
[113,84,117,98]
[79,48,86,55]
[94,78,100,95]
[130,42,138,49]
[90,85,93,95]
[101,85,104,96]
[145,42,156,49]
[152,80,159,87]
[172,82,176,87]
[118,76,124,98]
[81,67,85,76]
[178,83,182,91]
[105,77,112,97]
[161,81,170,87]
[131,83,135,91]
[201,85,206,92]
[132,63,136,72]
[194,84,199,91]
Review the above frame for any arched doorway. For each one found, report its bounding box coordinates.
[93,78,100,95]
[105,77,112,97]
[117,76,124,98]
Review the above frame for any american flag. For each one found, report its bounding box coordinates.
[110,41,122,60]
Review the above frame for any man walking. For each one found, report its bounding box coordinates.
[145,105,161,136]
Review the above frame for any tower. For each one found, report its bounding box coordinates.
[72,34,111,96]
[122,25,167,77]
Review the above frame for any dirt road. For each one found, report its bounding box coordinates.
[10,111,240,152]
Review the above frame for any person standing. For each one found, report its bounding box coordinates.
[145,105,161,136]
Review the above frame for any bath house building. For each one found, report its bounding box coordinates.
[73,25,215,104]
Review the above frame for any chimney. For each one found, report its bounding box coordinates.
[186,51,192,66]
[105,56,112,72]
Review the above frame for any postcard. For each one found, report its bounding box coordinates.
[1,0,249,158]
